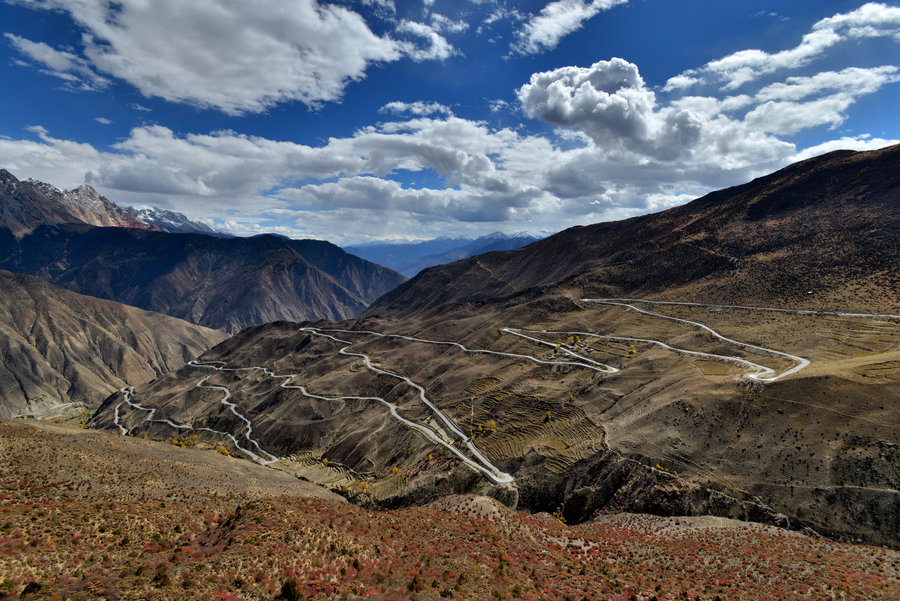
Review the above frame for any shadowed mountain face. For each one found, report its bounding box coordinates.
[0,169,156,236]
[367,145,900,318]
[0,226,406,333]
[0,270,227,419]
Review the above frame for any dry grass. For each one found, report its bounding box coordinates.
[2,419,899,600]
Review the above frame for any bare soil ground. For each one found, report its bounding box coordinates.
[2,418,898,600]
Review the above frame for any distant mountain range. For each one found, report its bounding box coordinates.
[0,168,221,236]
[0,225,406,333]
[0,270,227,419]
[0,169,154,236]
[0,169,407,333]
[345,232,544,277]
[367,145,900,317]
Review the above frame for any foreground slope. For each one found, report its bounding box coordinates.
[2,419,897,600]
[367,145,900,318]
[0,270,227,419]
[0,226,406,333]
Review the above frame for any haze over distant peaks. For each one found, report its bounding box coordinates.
[345,231,545,277]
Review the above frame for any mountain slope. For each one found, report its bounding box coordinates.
[0,270,227,419]
[0,169,156,236]
[0,226,406,332]
[89,146,900,547]
[367,145,900,318]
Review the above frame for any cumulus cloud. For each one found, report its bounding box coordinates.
[0,103,811,244]
[94,117,112,125]
[513,0,629,55]
[518,58,710,161]
[8,0,454,114]
[665,2,900,91]
[396,20,455,61]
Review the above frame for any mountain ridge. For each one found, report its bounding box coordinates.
[0,225,407,333]
[0,169,157,236]
[366,144,900,318]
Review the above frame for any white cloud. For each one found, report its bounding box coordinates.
[744,67,900,134]
[360,0,396,16]
[0,103,805,244]
[430,13,469,34]
[396,20,455,61]
[791,135,900,161]
[9,0,455,114]
[94,117,112,125]
[512,0,629,55]
[518,58,716,161]
[379,101,454,117]
[665,2,900,92]
[4,33,108,90]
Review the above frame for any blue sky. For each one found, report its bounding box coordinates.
[1,0,898,244]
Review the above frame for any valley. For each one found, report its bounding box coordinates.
[94,293,900,547]
[2,145,899,599]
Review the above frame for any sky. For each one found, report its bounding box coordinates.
[0,0,898,244]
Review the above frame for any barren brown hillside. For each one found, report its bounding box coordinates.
[367,144,899,318]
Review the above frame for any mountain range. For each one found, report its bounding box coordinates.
[0,169,407,333]
[345,232,543,277]
[123,205,223,235]
[89,144,900,548]
[0,225,406,333]
[0,169,221,236]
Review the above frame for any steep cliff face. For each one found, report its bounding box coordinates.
[0,169,156,236]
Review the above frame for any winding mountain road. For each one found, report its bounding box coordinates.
[109,297,894,478]
[581,298,812,381]
[113,382,278,465]
[298,328,514,485]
